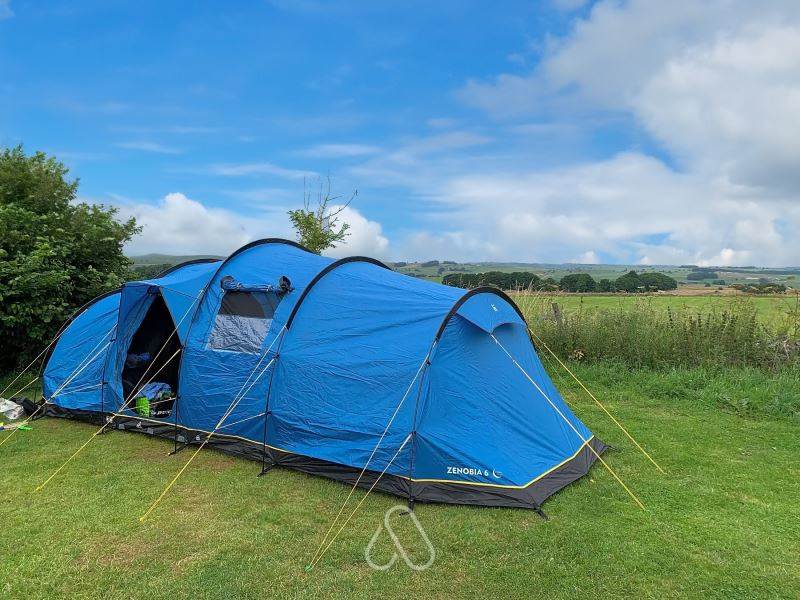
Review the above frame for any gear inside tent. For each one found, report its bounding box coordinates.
[42,240,606,510]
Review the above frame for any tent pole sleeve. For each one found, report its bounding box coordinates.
[407,355,431,503]
[260,329,286,474]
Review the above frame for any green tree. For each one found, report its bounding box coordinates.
[0,146,139,371]
[639,272,678,291]
[615,270,645,292]
[559,273,597,293]
[597,278,615,292]
[442,271,541,290]
[287,177,351,254]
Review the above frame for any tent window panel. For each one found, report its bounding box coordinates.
[209,291,281,353]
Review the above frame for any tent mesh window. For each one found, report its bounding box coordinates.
[209,291,281,353]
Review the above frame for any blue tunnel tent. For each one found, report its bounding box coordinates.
[42,239,606,510]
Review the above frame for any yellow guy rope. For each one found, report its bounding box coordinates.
[307,351,431,569]
[138,326,286,523]
[32,285,206,473]
[34,347,182,493]
[121,287,203,406]
[491,334,645,511]
[138,355,277,522]
[308,433,412,571]
[0,334,114,449]
[527,327,665,474]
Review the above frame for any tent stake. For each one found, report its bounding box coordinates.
[532,502,549,521]
[168,442,189,456]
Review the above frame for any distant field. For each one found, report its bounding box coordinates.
[393,261,800,286]
[511,293,800,326]
[130,253,800,287]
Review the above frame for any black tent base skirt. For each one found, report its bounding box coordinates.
[44,405,606,510]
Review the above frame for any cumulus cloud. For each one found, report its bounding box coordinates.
[118,193,271,256]
[387,152,800,266]
[636,24,800,187]
[436,0,800,266]
[116,192,390,259]
[324,206,390,259]
[571,251,600,264]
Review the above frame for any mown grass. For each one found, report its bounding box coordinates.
[1,364,798,599]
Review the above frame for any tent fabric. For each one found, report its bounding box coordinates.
[41,240,604,509]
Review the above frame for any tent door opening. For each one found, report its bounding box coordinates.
[121,291,181,418]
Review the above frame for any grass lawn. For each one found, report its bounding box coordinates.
[1,366,798,599]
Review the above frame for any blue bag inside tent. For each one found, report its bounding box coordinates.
[41,240,606,510]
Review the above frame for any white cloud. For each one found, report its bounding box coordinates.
[571,250,600,264]
[118,193,272,256]
[443,0,800,266]
[0,0,13,19]
[115,141,182,154]
[636,24,800,187]
[114,192,391,260]
[385,152,800,267]
[206,162,316,180]
[324,206,389,259]
[299,143,380,158]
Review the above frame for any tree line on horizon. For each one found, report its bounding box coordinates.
[442,270,679,293]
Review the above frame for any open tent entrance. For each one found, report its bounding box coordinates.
[121,291,181,418]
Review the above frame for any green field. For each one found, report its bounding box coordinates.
[392,261,800,287]
[513,293,800,326]
[1,365,798,599]
[131,254,800,288]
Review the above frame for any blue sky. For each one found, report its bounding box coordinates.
[2,0,799,266]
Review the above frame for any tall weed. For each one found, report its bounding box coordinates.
[514,293,799,370]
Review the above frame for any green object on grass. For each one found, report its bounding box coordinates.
[135,396,150,417]
[18,425,32,431]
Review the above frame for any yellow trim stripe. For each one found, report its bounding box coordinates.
[409,436,594,489]
[111,411,595,491]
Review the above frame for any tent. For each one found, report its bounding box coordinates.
[42,239,605,510]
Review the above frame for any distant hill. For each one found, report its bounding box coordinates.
[127,253,799,286]
[130,253,224,267]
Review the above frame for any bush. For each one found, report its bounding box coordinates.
[0,146,139,371]
[442,271,542,290]
[730,283,787,294]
